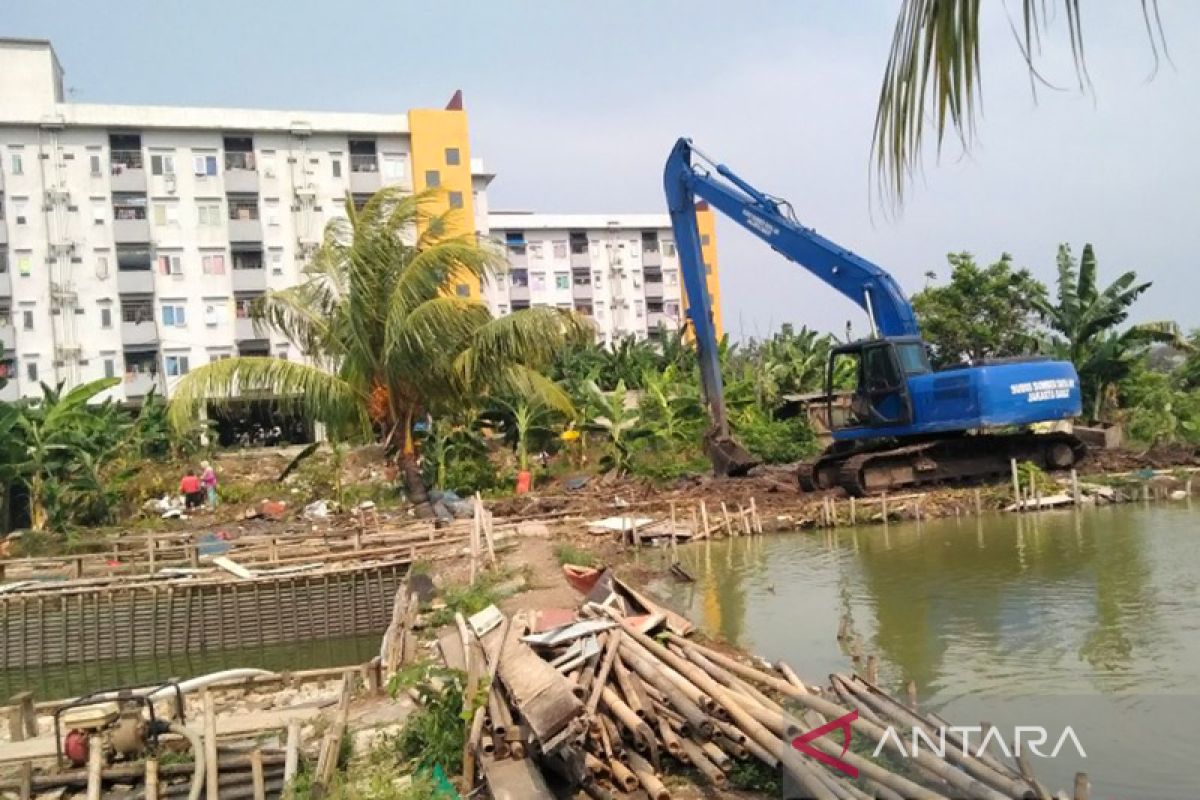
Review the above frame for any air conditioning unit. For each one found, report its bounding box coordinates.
[165,175,177,195]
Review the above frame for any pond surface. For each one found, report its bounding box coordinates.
[0,633,381,700]
[657,503,1200,799]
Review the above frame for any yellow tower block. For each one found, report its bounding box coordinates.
[682,201,724,340]
[408,90,480,300]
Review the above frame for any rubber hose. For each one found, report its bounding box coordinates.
[166,721,206,800]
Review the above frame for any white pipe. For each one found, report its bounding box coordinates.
[166,721,206,800]
[157,669,277,699]
[83,669,277,705]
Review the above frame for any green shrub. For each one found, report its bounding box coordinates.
[439,453,500,496]
[734,412,820,464]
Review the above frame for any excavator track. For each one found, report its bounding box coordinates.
[800,433,1085,497]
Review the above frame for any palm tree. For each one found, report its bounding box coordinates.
[874,2,1169,205]
[1034,243,1183,420]
[168,189,589,513]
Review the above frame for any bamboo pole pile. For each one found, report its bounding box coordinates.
[452,595,1069,800]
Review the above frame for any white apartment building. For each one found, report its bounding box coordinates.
[486,211,724,345]
[0,38,488,404]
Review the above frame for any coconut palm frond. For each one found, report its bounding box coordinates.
[168,357,369,438]
[456,308,592,389]
[873,1,1169,207]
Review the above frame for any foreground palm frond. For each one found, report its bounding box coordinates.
[873,1,1169,207]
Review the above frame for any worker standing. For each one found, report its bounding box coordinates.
[200,460,219,509]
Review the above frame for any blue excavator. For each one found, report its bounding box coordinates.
[663,138,1085,495]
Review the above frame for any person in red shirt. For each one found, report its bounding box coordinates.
[180,470,204,510]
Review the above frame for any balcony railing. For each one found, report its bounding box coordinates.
[228,204,260,221]
[350,154,378,173]
[224,152,256,171]
[110,150,144,172]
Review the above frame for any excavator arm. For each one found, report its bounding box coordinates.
[663,137,920,476]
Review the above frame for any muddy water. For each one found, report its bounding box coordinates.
[658,504,1200,799]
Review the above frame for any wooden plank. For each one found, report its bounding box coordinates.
[496,614,583,746]
[478,752,554,800]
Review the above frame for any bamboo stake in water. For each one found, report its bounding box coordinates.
[974,488,982,516]
[1071,469,1081,506]
[720,502,735,537]
[849,495,856,525]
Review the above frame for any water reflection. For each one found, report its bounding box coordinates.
[661,505,1200,797]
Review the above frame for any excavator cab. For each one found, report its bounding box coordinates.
[828,338,928,431]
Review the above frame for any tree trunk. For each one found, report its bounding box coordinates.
[400,452,434,519]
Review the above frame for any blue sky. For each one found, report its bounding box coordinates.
[7,1,1199,340]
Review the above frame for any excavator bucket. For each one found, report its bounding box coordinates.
[706,433,759,477]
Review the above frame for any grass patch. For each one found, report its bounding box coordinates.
[426,570,513,628]
[553,543,597,568]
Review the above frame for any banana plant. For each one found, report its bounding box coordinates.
[585,380,644,475]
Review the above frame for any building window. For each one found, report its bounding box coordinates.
[264,199,280,226]
[198,203,221,226]
[497,304,508,316]
[569,232,588,255]
[103,359,115,379]
[25,362,37,383]
[554,272,569,290]
[12,199,27,226]
[553,241,567,259]
[157,254,183,275]
[165,355,190,376]
[100,307,112,328]
[161,304,187,327]
[445,147,461,166]
[227,195,259,221]
[152,204,180,226]
[455,283,470,298]
[527,242,543,258]
[530,272,546,291]
[17,253,32,277]
[641,231,659,252]
[504,231,526,255]
[510,269,528,287]
[113,193,147,220]
[235,296,257,318]
[662,240,677,257]
[634,300,644,318]
[121,299,153,323]
[22,310,34,330]
[150,154,175,176]
[382,154,407,181]
[193,154,218,177]
[331,158,342,178]
[593,270,602,286]
[270,250,283,274]
[425,170,441,188]
[89,154,102,176]
[10,153,23,176]
[201,253,226,275]
[448,191,463,209]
